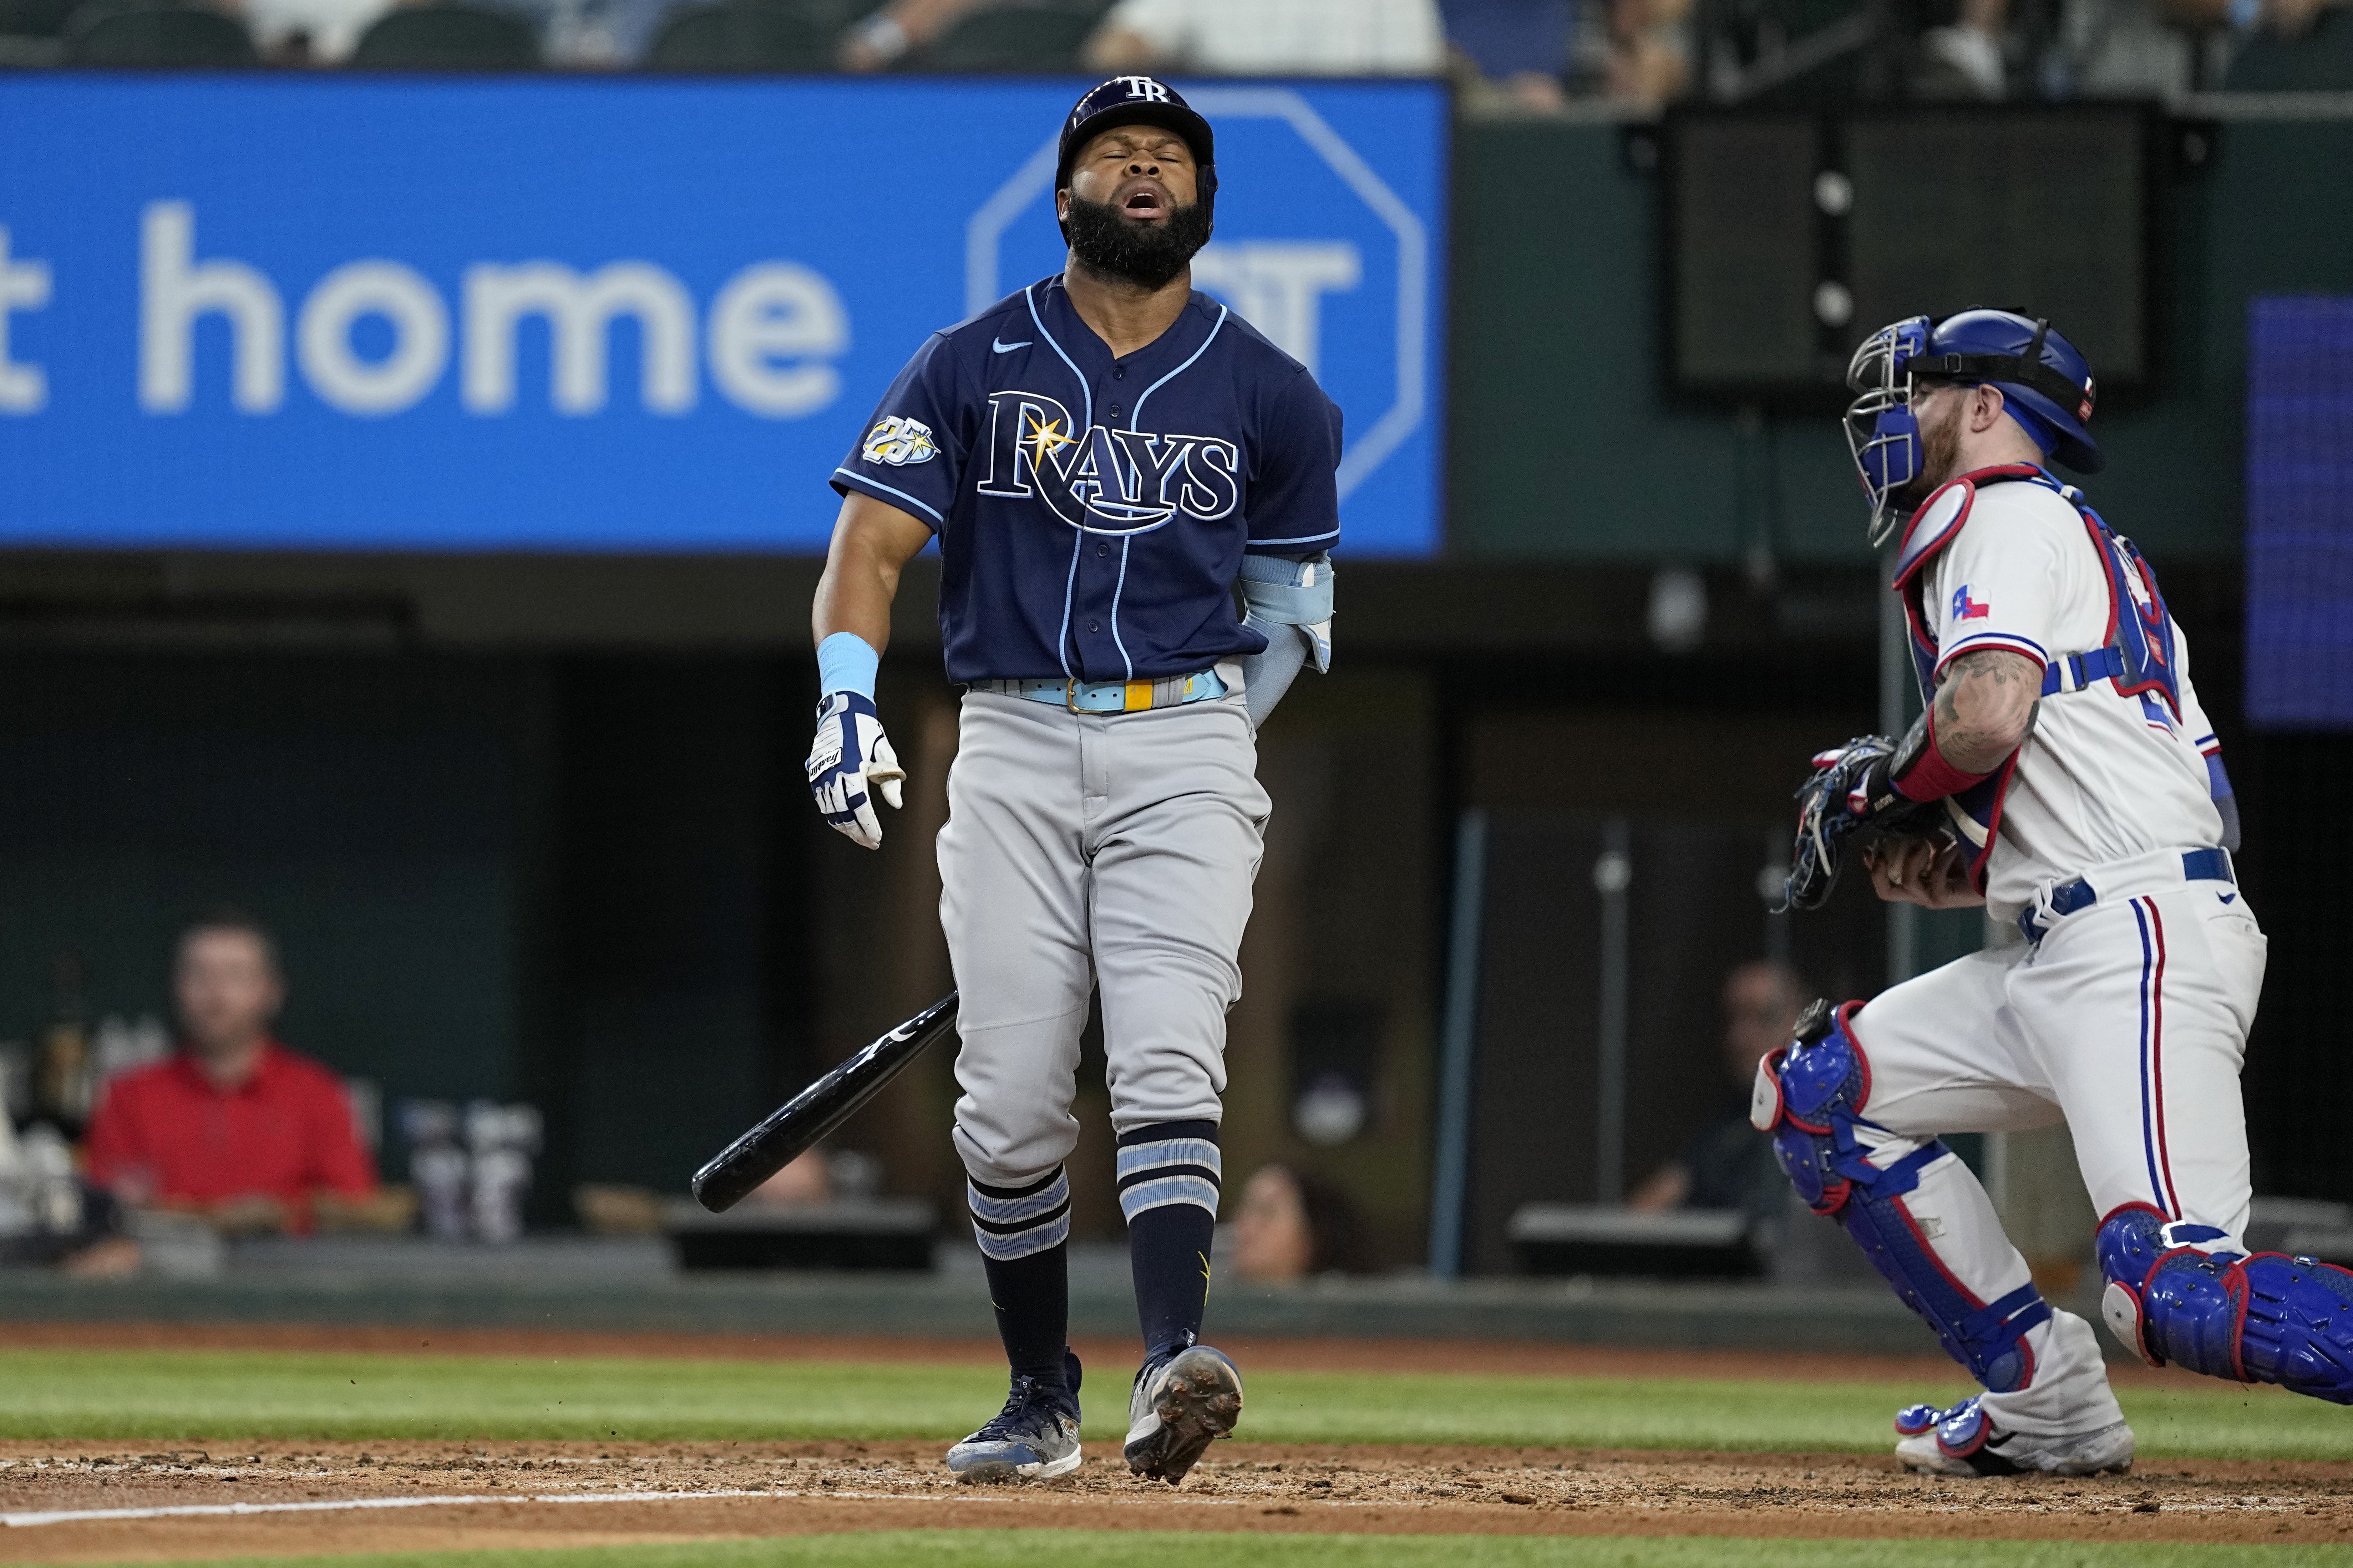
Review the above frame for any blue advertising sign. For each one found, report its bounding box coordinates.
[2246,294,2353,729]
[0,76,1444,555]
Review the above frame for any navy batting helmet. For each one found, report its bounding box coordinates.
[1844,309,2101,543]
[1056,75,1217,236]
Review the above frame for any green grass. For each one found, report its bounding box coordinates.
[66,1534,2353,1568]
[1,1348,2348,1459]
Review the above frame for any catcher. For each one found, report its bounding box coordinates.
[1763,309,2311,1479]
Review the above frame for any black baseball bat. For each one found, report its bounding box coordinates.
[689,992,960,1214]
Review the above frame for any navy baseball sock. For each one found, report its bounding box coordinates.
[1117,1120,1222,1361]
[969,1166,1074,1392]
[982,1244,1071,1391]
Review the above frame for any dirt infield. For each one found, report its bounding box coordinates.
[5,1436,2352,1561]
[0,1323,2300,1561]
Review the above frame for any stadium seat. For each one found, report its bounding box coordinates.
[644,0,828,71]
[349,3,539,67]
[914,2,1099,71]
[61,0,257,63]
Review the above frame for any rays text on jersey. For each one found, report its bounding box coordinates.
[970,387,1239,535]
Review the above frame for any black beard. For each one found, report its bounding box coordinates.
[1064,193,1212,292]
[1889,394,1964,514]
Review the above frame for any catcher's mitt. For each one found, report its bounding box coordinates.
[1781,727,1952,911]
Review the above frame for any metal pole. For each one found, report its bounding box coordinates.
[1428,809,1489,1279]
[1594,817,1633,1205]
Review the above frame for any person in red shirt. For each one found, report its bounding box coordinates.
[84,910,376,1233]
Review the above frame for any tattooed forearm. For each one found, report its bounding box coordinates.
[1931,649,2041,772]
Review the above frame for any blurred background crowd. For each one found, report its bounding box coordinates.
[0,0,2344,101]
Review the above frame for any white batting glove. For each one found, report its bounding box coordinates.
[807,691,904,850]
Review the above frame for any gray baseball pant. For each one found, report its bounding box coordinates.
[937,671,1267,1194]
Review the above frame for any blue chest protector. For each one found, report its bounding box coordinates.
[1888,464,2191,890]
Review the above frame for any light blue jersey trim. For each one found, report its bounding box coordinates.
[834,468,944,525]
[1054,532,1082,679]
[1248,527,1342,547]
[1118,1174,1222,1221]
[1109,538,1135,679]
[1094,302,1229,667]
[1025,282,1091,430]
[1031,285,1096,682]
[1131,304,1227,429]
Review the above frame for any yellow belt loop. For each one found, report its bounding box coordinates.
[1124,679,1152,712]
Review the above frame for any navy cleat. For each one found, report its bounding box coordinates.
[1124,1343,1242,1485]
[1893,1395,2133,1477]
[945,1351,1083,1483]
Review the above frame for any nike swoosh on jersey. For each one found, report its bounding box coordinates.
[2220,891,2238,904]
[992,337,1031,354]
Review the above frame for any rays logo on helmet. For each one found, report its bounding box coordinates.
[862,416,937,467]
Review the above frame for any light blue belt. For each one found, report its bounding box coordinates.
[970,670,1228,715]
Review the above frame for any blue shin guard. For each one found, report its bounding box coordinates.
[1754,1001,2051,1393]
[2098,1204,2353,1403]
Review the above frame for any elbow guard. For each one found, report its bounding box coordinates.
[1238,552,1334,674]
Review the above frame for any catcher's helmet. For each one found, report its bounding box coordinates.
[1056,75,1217,236]
[1844,309,2101,545]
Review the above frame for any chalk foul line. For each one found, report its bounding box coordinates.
[5,1488,831,1528]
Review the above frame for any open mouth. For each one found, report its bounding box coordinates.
[1119,183,1170,220]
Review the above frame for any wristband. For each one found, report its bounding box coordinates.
[1892,717,1992,802]
[817,631,880,702]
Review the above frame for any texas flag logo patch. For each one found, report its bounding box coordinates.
[1952,585,1991,621]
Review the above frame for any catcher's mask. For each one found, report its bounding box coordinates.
[1843,309,2103,547]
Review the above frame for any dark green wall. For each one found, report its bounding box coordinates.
[1447,117,2353,563]
[0,649,813,1205]
[0,652,530,1116]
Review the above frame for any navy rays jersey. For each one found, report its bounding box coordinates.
[832,275,1344,686]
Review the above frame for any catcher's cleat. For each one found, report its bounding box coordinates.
[946,1352,1083,1483]
[1893,1396,2133,1477]
[1124,1343,1242,1485]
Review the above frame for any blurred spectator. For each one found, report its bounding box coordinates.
[1604,0,1693,102]
[1082,0,1446,74]
[229,0,396,61]
[83,909,378,1235]
[574,1181,663,1234]
[2224,0,2353,86]
[1625,959,1802,1221]
[747,1147,833,1205]
[836,0,972,68]
[2044,0,2219,96]
[1229,1162,1367,1282]
[1913,0,2011,96]
[1442,0,1574,108]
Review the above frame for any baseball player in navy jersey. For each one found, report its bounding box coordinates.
[1761,308,2353,1478]
[805,77,1341,1485]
